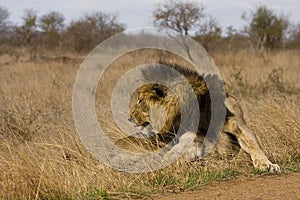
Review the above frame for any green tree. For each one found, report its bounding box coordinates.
[153,0,205,36]
[18,9,37,45]
[39,11,64,32]
[243,5,289,51]
[39,11,65,49]
[64,11,125,52]
[194,16,222,52]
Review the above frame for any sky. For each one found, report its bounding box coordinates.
[1,0,299,32]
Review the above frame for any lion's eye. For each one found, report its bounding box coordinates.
[137,99,142,105]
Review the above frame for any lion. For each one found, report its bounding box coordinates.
[115,61,281,173]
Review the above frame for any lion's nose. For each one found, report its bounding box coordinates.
[142,121,150,127]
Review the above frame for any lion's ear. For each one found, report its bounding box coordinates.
[151,85,165,98]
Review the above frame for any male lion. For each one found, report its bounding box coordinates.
[115,62,281,173]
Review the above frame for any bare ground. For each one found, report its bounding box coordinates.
[159,171,300,200]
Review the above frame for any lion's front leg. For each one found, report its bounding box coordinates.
[223,118,281,173]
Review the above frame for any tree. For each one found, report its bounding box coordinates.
[0,6,9,35]
[153,0,205,36]
[39,11,65,49]
[243,5,289,51]
[288,23,300,48]
[194,16,222,52]
[18,9,37,45]
[39,11,64,32]
[226,25,237,38]
[64,11,125,52]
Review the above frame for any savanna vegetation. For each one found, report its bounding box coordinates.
[0,1,299,199]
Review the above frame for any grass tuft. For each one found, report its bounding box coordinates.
[0,49,299,199]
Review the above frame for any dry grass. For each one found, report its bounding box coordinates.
[0,48,299,199]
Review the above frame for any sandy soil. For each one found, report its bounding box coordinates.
[158,171,300,200]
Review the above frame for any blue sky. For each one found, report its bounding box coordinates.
[1,0,299,31]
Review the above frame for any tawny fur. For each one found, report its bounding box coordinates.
[115,62,281,173]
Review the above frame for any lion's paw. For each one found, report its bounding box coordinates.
[268,164,281,174]
[254,159,281,174]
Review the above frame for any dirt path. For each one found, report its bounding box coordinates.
[158,172,300,200]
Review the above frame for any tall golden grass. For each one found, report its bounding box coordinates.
[0,49,299,199]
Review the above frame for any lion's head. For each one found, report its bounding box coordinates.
[129,82,183,143]
[127,62,211,144]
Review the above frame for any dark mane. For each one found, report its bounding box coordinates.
[141,61,225,97]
